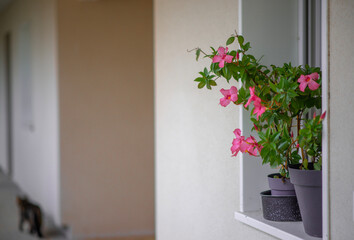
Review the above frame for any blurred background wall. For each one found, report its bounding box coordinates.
[57,0,154,237]
[0,0,60,224]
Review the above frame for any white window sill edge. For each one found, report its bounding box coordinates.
[234,211,322,240]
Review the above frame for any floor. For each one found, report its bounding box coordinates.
[0,171,155,240]
[89,237,155,240]
[0,171,66,240]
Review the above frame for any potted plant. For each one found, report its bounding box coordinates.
[191,33,325,230]
[288,112,325,237]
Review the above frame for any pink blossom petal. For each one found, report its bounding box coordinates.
[220,97,231,107]
[219,60,225,68]
[245,136,260,156]
[308,80,320,91]
[309,72,319,80]
[212,55,222,63]
[229,86,238,102]
[224,55,233,63]
[244,98,252,108]
[217,47,226,56]
[253,99,266,120]
[239,141,249,153]
[297,75,306,83]
[256,106,266,120]
[220,88,229,97]
[231,139,240,153]
[247,146,258,156]
[230,95,238,102]
[249,86,255,96]
[244,87,256,107]
[234,129,241,137]
[299,81,308,92]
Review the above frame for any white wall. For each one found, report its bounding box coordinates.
[154,0,276,239]
[329,0,354,238]
[0,0,60,224]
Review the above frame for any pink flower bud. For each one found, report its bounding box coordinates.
[320,111,327,120]
[296,144,300,148]
[236,52,240,61]
[253,124,259,131]
[313,112,316,119]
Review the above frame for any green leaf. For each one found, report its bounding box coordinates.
[269,82,277,92]
[258,132,266,141]
[194,77,203,82]
[203,67,208,76]
[243,42,251,51]
[314,161,321,170]
[226,36,235,45]
[303,159,308,169]
[278,141,289,151]
[237,35,244,46]
[209,80,217,86]
[273,132,281,142]
[198,82,205,89]
[196,48,201,61]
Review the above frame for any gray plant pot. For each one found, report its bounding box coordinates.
[260,190,302,221]
[289,166,322,237]
[268,173,296,196]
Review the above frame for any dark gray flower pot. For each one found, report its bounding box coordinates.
[289,166,322,237]
[268,173,296,196]
[260,190,302,221]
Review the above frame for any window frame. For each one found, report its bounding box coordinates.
[235,0,329,239]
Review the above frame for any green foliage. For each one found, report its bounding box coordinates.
[191,33,323,175]
[299,115,323,170]
[226,36,235,45]
[195,48,201,61]
[194,68,217,90]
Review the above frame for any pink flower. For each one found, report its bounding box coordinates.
[296,144,300,148]
[245,136,262,156]
[231,129,262,157]
[253,99,266,120]
[320,111,326,120]
[245,87,261,108]
[212,47,233,68]
[220,86,238,107]
[231,129,248,156]
[297,72,320,92]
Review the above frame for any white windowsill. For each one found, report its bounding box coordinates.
[234,211,322,240]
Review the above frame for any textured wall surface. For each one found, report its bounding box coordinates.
[154,0,276,239]
[329,0,354,238]
[0,0,60,224]
[58,0,154,237]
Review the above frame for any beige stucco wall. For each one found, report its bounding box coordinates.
[58,0,154,237]
[154,0,275,239]
[0,0,60,224]
[329,0,354,239]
